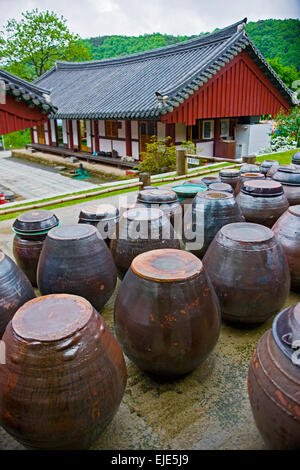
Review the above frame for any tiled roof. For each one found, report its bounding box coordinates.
[34,18,296,120]
[0,69,56,112]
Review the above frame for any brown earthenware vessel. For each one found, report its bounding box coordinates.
[239,163,260,174]
[272,165,300,206]
[209,182,234,194]
[12,210,59,286]
[37,225,117,312]
[272,205,300,292]
[259,160,279,176]
[78,203,119,247]
[0,294,127,449]
[236,180,289,228]
[114,249,221,376]
[203,222,290,324]
[0,251,35,338]
[219,168,240,190]
[110,207,180,279]
[248,303,300,449]
[235,172,265,195]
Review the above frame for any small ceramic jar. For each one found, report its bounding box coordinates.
[78,203,119,246]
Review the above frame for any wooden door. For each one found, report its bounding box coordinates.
[79,120,88,152]
[139,121,155,156]
[37,125,45,145]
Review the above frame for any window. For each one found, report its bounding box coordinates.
[105,120,118,138]
[220,119,230,138]
[202,120,214,140]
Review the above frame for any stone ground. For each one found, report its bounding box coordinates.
[0,151,98,201]
[0,187,299,450]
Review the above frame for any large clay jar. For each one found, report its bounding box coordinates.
[292,151,300,166]
[235,172,265,195]
[136,188,182,227]
[203,222,290,324]
[248,303,300,449]
[0,294,127,449]
[272,165,300,206]
[201,176,221,187]
[37,225,117,312]
[272,205,300,292]
[110,207,180,279]
[78,203,119,247]
[259,160,279,176]
[209,182,234,194]
[114,249,221,376]
[239,163,260,174]
[12,210,59,286]
[236,180,289,228]
[219,168,240,190]
[184,191,244,259]
[0,251,35,338]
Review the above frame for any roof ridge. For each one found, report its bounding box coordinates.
[0,69,51,95]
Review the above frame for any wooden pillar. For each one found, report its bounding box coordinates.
[125,120,132,156]
[176,149,188,175]
[67,120,74,151]
[47,120,52,147]
[30,127,34,144]
[93,120,99,153]
[214,118,221,157]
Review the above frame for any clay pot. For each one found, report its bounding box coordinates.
[0,251,35,338]
[12,210,59,286]
[219,168,240,189]
[0,294,127,449]
[184,191,244,259]
[259,160,279,176]
[236,180,289,228]
[203,222,290,324]
[110,207,181,279]
[183,179,207,190]
[78,203,119,247]
[136,188,182,227]
[272,205,300,292]
[201,176,221,187]
[272,165,300,206]
[235,173,265,195]
[114,249,221,376]
[239,163,260,174]
[292,151,300,166]
[266,161,280,178]
[209,182,234,194]
[248,303,300,449]
[37,225,117,312]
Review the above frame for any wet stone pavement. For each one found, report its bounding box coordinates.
[0,191,299,450]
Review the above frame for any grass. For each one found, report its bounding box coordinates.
[256,148,300,165]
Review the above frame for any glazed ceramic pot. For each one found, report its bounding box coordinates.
[236,180,289,228]
[259,160,279,176]
[12,210,59,286]
[292,151,300,166]
[272,205,300,292]
[239,163,260,174]
[136,188,182,227]
[0,294,127,449]
[219,168,240,190]
[266,161,280,178]
[37,225,117,312]
[235,173,265,195]
[110,207,181,279]
[172,184,206,206]
[184,191,244,259]
[248,303,300,449]
[114,249,221,376]
[272,165,300,206]
[78,203,119,247]
[0,250,35,338]
[208,182,234,194]
[201,176,221,187]
[203,222,290,324]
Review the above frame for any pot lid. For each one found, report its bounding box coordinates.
[241,179,284,197]
[239,163,260,174]
[272,303,300,366]
[13,210,59,234]
[124,207,164,221]
[219,168,240,177]
[272,165,300,185]
[79,203,119,222]
[260,160,279,168]
[172,184,206,197]
[137,188,178,204]
[183,179,207,189]
[201,176,221,186]
[241,172,265,179]
[292,151,300,162]
[142,186,159,190]
[209,183,233,194]
[196,190,233,201]
[221,222,273,243]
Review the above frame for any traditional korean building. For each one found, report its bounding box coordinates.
[32,18,297,163]
[0,69,56,136]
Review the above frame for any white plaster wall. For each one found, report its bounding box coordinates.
[86,120,92,149]
[50,119,56,143]
[33,126,37,143]
[175,123,187,142]
[131,121,139,140]
[112,140,126,157]
[196,141,214,157]
[118,121,126,139]
[43,123,49,145]
[62,120,68,145]
[99,138,112,152]
[157,122,166,140]
[132,141,139,160]
[248,123,272,154]
[99,120,105,137]
[72,120,78,146]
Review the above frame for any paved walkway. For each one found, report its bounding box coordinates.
[0,151,97,201]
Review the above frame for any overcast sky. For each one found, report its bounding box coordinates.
[0,0,299,37]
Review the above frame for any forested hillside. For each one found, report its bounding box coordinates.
[82,19,300,69]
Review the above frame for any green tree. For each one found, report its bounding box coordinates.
[0,9,91,81]
[267,57,300,90]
